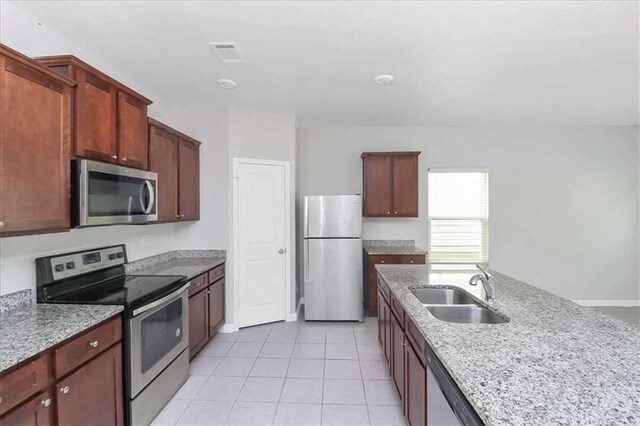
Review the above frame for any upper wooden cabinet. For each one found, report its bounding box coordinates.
[0,44,75,237]
[36,55,152,170]
[148,119,200,222]
[361,152,421,217]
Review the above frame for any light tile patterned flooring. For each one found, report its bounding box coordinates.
[151,317,406,425]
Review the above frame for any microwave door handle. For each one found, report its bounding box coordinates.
[139,180,155,214]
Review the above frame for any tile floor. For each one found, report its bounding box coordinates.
[151,317,406,425]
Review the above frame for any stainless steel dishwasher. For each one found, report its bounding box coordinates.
[425,345,484,426]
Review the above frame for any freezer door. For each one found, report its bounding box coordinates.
[304,195,362,238]
[303,238,363,321]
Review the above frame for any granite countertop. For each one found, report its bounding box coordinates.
[363,239,428,255]
[125,250,226,279]
[0,303,123,373]
[376,264,640,425]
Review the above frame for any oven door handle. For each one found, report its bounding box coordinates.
[139,180,155,214]
[132,282,190,317]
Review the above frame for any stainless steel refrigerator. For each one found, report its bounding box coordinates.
[303,195,363,321]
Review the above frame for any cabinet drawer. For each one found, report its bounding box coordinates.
[399,255,426,265]
[405,317,426,365]
[54,316,121,378]
[390,294,404,327]
[0,355,51,416]
[377,275,390,303]
[189,273,208,297]
[208,264,225,284]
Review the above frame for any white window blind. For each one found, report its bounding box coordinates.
[428,171,489,264]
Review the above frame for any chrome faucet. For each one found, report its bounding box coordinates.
[469,264,494,305]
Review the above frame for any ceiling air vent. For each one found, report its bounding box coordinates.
[209,42,244,63]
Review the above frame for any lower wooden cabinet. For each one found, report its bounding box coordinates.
[366,254,426,316]
[188,264,226,359]
[0,316,123,426]
[377,273,428,426]
[0,390,53,426]
[56,343,123,426]
[188,288,209,355]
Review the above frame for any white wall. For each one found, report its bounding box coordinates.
[0,3,229,295]
[226,108,297,329]
[297,126,640,303]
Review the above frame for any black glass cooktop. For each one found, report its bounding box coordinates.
[45,274,188,310]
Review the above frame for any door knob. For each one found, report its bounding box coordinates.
[278,248,285,254]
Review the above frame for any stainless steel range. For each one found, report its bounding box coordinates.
[36,245,189,425]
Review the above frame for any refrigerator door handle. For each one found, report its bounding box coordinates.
[304,239,311,282]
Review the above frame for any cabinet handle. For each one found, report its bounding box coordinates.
[89,340,99,348]
[111,155,117,160]
[387,211,390,215]
[176,214,180,219]
[394,211,398,215]
[410,261,414,264]
[60,386,70,394]
[381,260,385,263]
[0,221,4,229]
[41,398,52,407]
[181,214,185,218]
[122,157,128,161]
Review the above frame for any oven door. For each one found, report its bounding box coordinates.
[75,159,158,227]
[128,284,189,397]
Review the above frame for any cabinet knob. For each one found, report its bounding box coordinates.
[0,221,4,229]
[60,386,70,394]
[181,214,185,218]
[394,211,398,215]
[111,155,117,160]
[89,340,99,348]
[41,398,52,407]
[387,211,390,215]
[176,214,181,219]
[122,157,127,161]
[381,260,385,263]
[0,395,3,404]
[410,261,414,264]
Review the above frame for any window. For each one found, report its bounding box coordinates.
[428,170,489,265]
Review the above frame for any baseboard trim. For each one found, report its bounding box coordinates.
[219,324,239,333]
[573,300,640,307]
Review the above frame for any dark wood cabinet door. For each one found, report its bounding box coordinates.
[362,155,392,217]
[391,313,405,402]
[188,289,208,358]
[404,342,426,426]
[149,124,179,222]
[0,50,72,236]
[117,91,148,170]
[74,67,118,163]
[384,300,392,364]
[377,289,385,346]
[0,390,53,426]
[178,139,200,221]
[56,343,123,426]
[392,155,419,217]
[208,278,225,336]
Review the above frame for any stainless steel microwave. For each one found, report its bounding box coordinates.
[72,159,158,227]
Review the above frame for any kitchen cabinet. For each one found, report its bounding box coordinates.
[188,283,209,355]
[178,139,200,221]
[148,119,201,223]
[36,55,152,169]
[391,308,405,401]
[0,44,74,237]
[365,254,426,316]
[56,343,124,426]
[0,316,123,425]
[361,152,420,217]
[377,274,429,426]
[188,264,226,359]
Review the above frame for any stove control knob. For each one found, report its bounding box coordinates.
[66,262,75,270]
[109,253,117,260]
[116,252,124,258]
[54,264,64,272]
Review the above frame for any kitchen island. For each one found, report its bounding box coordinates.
[376,264,640,425]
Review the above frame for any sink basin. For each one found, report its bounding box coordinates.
[426,305,509,324]
[411,288,477,305]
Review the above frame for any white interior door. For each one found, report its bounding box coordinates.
[238,162,287,327]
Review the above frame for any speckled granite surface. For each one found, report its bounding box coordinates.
[0,304,123,373]
[363,239,428,255]
[376,264,640,425]
[0,289,32,314]
[126,250,225,279]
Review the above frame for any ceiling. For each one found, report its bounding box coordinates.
[10,1,640,127]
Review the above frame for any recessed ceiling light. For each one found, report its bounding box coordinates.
[374,74,394,85]
[218,78,238,89]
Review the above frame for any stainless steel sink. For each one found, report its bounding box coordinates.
[411,287,477,305]
[425,305,509,324]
